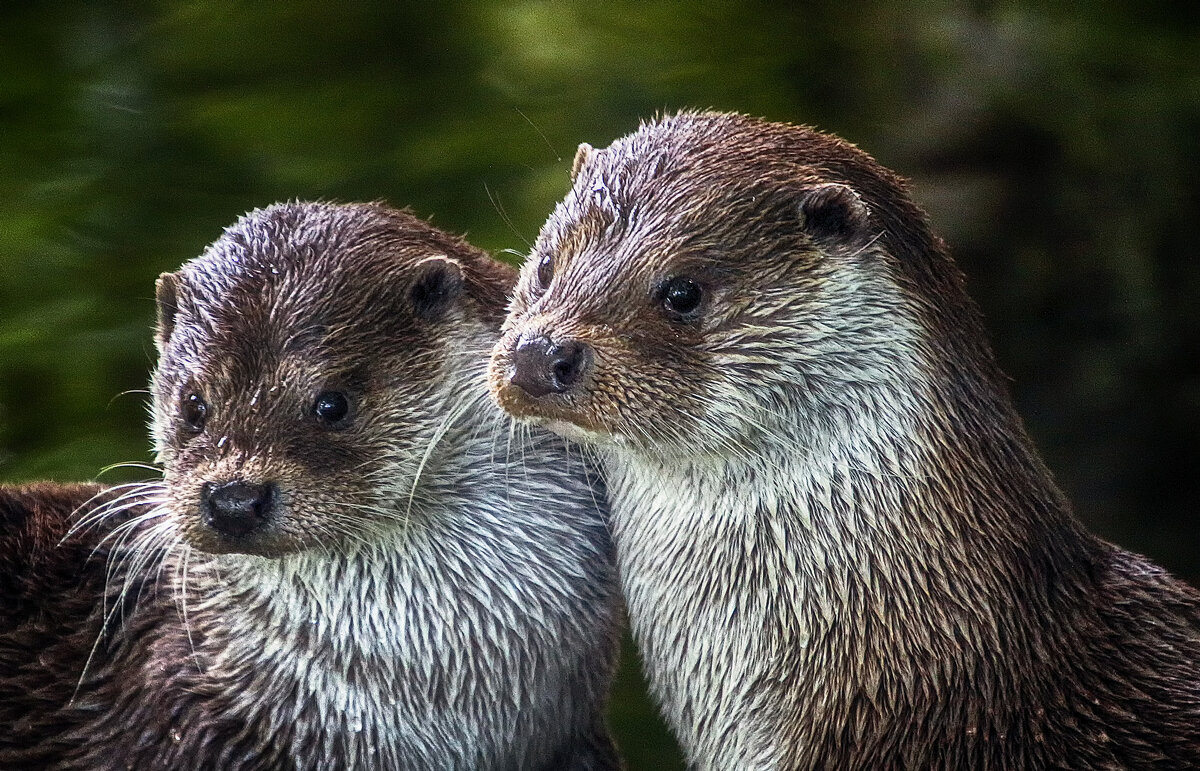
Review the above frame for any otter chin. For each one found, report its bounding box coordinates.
[2,201,622,771]
[490,111,1200,769]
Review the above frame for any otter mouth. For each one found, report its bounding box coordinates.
[492,380,599,436]
[490,360,614,442]
[181,514,298,558]
[532,414,616,446]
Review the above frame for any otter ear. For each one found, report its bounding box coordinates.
[155,272,180,353]
[570,143,594,182]
[798,183,870,241]
[410,255,464,321]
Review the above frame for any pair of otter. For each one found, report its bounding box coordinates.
[4,112,1199,769]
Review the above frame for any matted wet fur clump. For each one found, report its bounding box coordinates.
[490,111,1200,768]
[0,201,622,770]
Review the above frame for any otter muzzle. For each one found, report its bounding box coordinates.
[508,333,592,398]
[202,480,275,538]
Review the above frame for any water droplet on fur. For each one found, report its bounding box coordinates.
[269,265,280,275]
[169,728,182,742]
[216,436,227,448]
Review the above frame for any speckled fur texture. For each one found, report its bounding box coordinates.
[490,112,1200,769]
[0,202,623,770]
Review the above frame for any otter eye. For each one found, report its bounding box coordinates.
[313,391,352,427]
[660,277,703,319]
[535,253,554,290]
[180,392,208,433]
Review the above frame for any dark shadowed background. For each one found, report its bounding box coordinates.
[2,2,1197,766]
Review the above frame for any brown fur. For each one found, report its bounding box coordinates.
[491,112,1200,768]
[1,202,623,770]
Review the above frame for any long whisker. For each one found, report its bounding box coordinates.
[403,388,479,521]
[72,515,175,703]
[97,461,164,477]
[174,540,206,674]
[66,483,165,541]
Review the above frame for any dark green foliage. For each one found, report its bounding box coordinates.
[1,2,1197,766]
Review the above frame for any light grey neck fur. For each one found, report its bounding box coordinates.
[602,419,913,767]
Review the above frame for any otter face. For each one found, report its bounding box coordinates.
[152,202,513,557]
[490,113,911,460]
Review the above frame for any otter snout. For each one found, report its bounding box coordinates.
[202,480,275,538]
[509,333,592,398]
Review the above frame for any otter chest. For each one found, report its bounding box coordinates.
[607,460,821,769]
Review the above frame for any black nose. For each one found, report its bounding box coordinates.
[202,480,275,538]
[509,334,592,398]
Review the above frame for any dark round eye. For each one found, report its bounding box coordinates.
[313,391,352,427]
[661,276,703,317]
[180,392,208,433]
[535,253,554,289]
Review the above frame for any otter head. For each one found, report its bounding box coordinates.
[490,112,962,461]
[153,202,513,557]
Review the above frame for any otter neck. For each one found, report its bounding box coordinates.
[163,377,559,769]
[602,378,1092,768]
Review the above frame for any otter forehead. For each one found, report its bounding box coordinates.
[182,205,422,335]
[162,202,498,382]
[530,118,847,304]
[569,111,890,199]
[196,200,472,278]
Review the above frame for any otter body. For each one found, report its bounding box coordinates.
[1,202,622,770]
[490,112,1200,768]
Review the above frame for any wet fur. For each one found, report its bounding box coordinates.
[491,112,1200,769]
[1,202,622,770]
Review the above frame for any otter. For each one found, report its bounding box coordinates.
[489,112,1200,769]
[0,202,623,770]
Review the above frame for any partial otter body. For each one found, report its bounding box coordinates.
[490,112,1200,768]
[0,202,622,770]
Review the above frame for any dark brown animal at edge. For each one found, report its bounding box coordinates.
[490,111,1200,769]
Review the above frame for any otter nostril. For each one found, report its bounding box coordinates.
[550,342,586,389]
[202,480,275,538]
[510,334,592,398]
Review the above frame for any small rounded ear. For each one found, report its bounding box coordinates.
[798,183,870,241]
[155,272,180,353]
[410,255,464,321]
[571,143,594,182]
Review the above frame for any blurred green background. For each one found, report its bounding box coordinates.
[2,1,1198,766]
